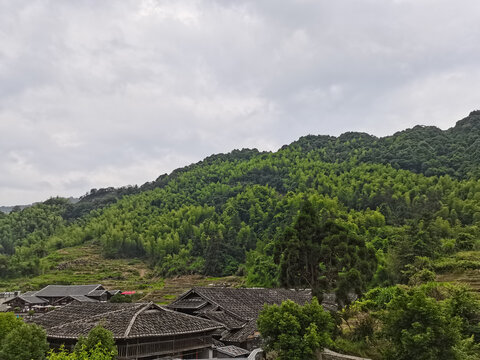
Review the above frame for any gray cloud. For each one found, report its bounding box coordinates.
[1,0,479,204]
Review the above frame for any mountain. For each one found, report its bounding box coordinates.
[1,111,480,296]
[0,205,30,214]
[54,111,480,220]
[289,110,480,178]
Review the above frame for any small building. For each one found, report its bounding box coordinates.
[4,291,48,311]
[4,284,118,312]
[215,345,250,358]
[169,287,312,351]
[30,302,223,359]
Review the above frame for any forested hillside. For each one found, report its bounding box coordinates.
[2,111,480,301]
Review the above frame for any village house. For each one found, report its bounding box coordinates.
[4,284,120,312]
[30,302,223,359]
[168,287,312,351]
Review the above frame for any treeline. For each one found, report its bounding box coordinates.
[1,143,479,286]
[290,110,480,179]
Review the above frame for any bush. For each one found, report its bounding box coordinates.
[382,288,462,360]
[0,312,23,343]
[48,344,116,360]
[258,298,334,360]
[350,314,376,341]
[74,325,117,357]
[0,323,49,360]
[110,294,132,303]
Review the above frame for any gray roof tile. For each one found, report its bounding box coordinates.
[5,295,47,305]
[216,345,250,357]
[31,302,222,340]
[35,284,103,297]
[169,288,312,343]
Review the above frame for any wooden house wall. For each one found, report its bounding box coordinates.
[48,331,216,360]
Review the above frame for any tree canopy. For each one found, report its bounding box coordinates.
[0,319,48,360]
[257,298,334,360]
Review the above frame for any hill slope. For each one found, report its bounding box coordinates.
[1,111,480,295]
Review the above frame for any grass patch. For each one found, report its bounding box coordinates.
[0,244,244,301]
[162,294,177,300]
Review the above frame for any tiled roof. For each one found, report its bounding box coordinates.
[169,288,312,343]
[212,338,225,347]
[216,345,250,357]
[221,319,258,343]
[171,297,208,310]
[194,303,218,314]
[171,288,311,320]
[35,284,103,298]
[30,302,222,340]
[129,307,222,338]
[87,290,107,297]
[5,295,47,305]
[201,311,244,330]
[69,295,99,303]
[21,295,48,304]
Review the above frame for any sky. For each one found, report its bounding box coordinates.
[1,0,479,205]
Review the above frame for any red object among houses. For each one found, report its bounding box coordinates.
[121,291,136,295]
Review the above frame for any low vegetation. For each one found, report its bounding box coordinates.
[259,282,480,360]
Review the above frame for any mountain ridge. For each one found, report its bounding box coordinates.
[1,111,480,298]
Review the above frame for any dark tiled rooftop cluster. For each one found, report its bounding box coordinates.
[5,284,114,307]
[169,287,312,343]
[31,302,222,340]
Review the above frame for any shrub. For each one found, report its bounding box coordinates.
[258,298,334,360]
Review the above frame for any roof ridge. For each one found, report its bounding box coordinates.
[158,304,224,327]
[46,303,144,332]
[203,308,246,323]
[124,302,153,338]
[43,284,102,287]
[192,288,254,321]
[86,286,105,296]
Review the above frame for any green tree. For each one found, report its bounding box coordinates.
[277,199,376,302]
[382,288,462,360]
[0,313,23,344]
[74,325,117,358]
[0,323,49,360]
[48,344,115,360]
[109,294,132,303]
[257,298,334,360]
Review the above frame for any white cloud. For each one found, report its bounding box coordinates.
[0,0,479,204]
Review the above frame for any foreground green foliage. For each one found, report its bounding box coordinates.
[48,326,116,360]
[0,314,116,360]
[383,288,463,359]
[338,283,480,360]
[258,298,334,360]
[74,325,117,358]
[0,313,48,360]
[47,344,115,360]
[0,312,23,344]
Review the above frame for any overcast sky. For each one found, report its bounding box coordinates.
[1,0,479,205]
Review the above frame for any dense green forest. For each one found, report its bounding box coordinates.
[2,111,480,359]
[0,111,480,286]
[2,111,480,293]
